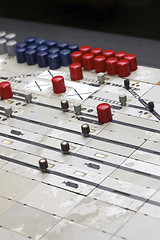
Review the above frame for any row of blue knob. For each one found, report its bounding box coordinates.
[16,37,79,69]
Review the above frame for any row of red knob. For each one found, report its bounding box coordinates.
[71,46,137,78]
[69,58,135,81]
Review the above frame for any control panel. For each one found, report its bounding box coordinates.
[0,31,160,240]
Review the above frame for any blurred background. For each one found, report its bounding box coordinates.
[0,0,160,40]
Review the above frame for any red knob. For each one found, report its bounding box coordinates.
[103,49,114,58]
[69,63,83,81]
[51,76,66,94]
[82,53,94,71]
[91,47,103,57]
[79,45,91,55]
[0,81,13,99]
[94,55,106,73]
[97,103,112,123]
[117,59,130,78]
[106,57,118,75]
[71,51,83,65]
[124,54,137,71]
[114,51,126,59]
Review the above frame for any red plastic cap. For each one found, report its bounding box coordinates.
[124,54,137,71]
[91,47,103,57]
[94,55,106,73]
[71,51,83,65]
[69,63,83,81]
[117,59,130,78]
[79,45,91,55]
[0,81,13,99]
[82,53,94,71]
[114,51,126,59]
[106,57,118,75]
[97,103,112,123]
[51,76,66,94]
[103,49,115,58]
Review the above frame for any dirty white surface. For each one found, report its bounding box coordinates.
[0,47,160,240]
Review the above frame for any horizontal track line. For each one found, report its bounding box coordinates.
[1,154,160,207]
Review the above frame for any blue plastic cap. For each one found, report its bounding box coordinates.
[48,53,61,70]
[68,44,79,52]
[16,47,26,63]
[35,38,46,46]
[27,43,38,50]
[25,49,37,65]
[37,51,48,68]
[16,42,27,48]
[47,40,57,48]
[48,47,60,55]
[37,45,48,52]
[25,37,36,45]
[57,42,69,50]
[60,49,71,66]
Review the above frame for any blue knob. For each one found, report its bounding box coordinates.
[37,51,48,68]
[25,37,36,45]
[35,38,46,46]
[57,42,68,50]
[25,49,37,65]
[16,47,26,63]
[16,42,27,48]
[68,44,79,52]
[48,53,61,70]
[27,43,38,50]
[37,45,48,52]
[48,47,60,55]
[47,40,57,48]
[60,49,71,66]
